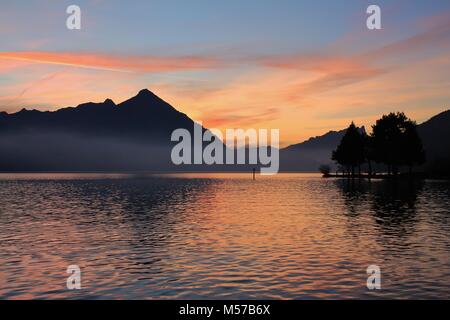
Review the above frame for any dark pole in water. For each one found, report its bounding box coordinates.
[252,168,256,180]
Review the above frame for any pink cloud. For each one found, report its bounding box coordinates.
[0,59,32,73]
[0,51,222,73]
[201,106,280,127]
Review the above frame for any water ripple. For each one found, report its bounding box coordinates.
[0,173,449,299]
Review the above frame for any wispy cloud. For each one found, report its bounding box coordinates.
[258,54,384,100]
[364,13,450,61]
[1,9,450,145]
[201,106,280,127]
[0,51,222,73]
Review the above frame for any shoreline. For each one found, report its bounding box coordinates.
[322,173,450,180]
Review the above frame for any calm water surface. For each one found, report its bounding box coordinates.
[0,173,449,299]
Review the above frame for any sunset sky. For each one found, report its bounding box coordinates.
[1,0,450,146]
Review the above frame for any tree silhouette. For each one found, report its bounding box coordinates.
[371,112,425,175]
[332,122,365,177]
[400,121,426,174]
[371,112,404,174]
[364,134,375,176]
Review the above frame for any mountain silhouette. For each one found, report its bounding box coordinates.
[279,110,450,173]
[417,109,450,174]
[0,89,200,171]
[0,89,448,173]
[279,127,366,172]
[0,89,194,143]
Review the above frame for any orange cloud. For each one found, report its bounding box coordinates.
[0,51,221,73]
[0,59,32,73]
[365,19,450,61]
[201,106,280,127]
[256,13,450,100]
[0,67,143,112]
[261,54,372,74]
[256,54,385,103]
[150,19,450,145]
[1,11,450,147]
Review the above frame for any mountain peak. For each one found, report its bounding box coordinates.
[117,88,178,114]
[137,88,155,97]
[123,88,160,104]
[104,98,115,106]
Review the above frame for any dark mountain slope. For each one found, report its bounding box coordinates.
[417,110,450,174]
[0,89,194,143]
[279,127,366,172]
[0,88,448,173]
[0,89,197,171]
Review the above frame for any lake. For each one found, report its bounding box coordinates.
[0,173,449,299]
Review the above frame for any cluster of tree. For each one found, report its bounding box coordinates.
[332,112,425,177]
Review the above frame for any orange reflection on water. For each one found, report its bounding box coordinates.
[0,173,449,299]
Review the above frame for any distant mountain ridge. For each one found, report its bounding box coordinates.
[279,127,366,172]
[417,109,450,174]
[0,89,200,171]
[279,110,450,173]
[0,89,194,143]
[0,89,449,173]
[283,127,366,152]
